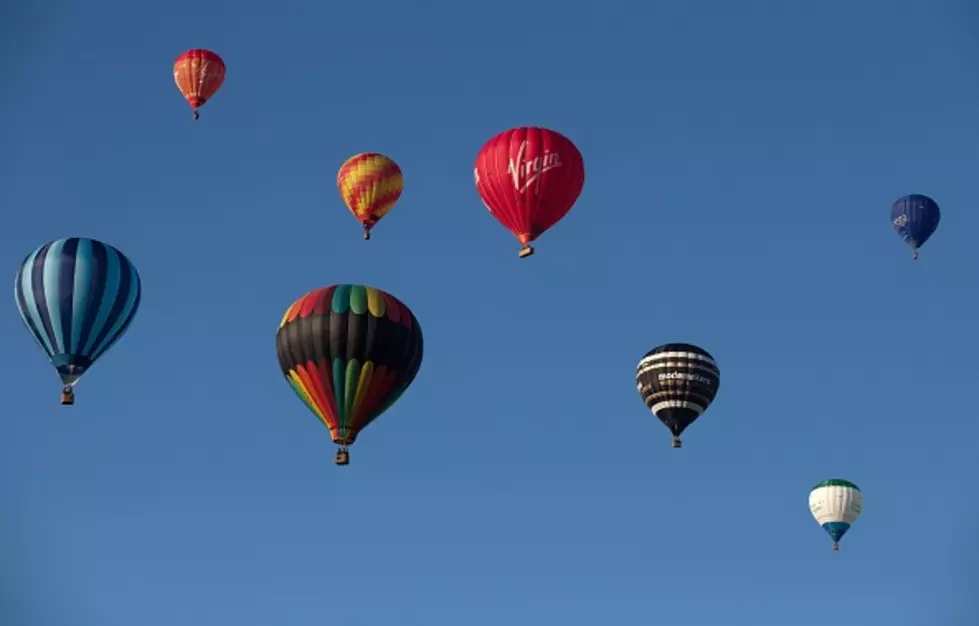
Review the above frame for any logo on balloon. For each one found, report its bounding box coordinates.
[658,371,713,386]
[508,140,562,195]
[892,214,908,228]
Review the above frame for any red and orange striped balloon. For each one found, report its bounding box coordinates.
[173,49,226,120]
[337,153,404,240]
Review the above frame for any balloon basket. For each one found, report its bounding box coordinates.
[832,543,839,551]
[518,246,534,258]
[363,231,371,241]
[335,449,350,466]
[193,110,200,120]
[671,438,682,448]
[60,390,74,406]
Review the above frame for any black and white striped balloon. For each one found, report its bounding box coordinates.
[636,343,720,448]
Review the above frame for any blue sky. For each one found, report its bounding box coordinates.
[2,0,978,624]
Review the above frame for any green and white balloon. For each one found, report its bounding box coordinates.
[809,479,863,551]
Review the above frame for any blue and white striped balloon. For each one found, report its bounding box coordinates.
[14,237,141,403]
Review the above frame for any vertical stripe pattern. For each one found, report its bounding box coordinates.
[636,343,720,441]
[14,237,142,385]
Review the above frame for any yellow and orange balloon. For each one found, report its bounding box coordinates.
[337,153,403,239]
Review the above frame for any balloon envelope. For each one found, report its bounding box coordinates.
[636,343,719,446]
[173,49,226,117]
[14,237,142,388]
[337,153,404,238]
[809,478,863,548]
[891,194,940,258]
[474,126,584,256]
[275,284,424,449]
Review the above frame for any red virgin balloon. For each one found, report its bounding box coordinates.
[474,127,584,258]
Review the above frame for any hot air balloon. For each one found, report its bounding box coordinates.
[173,49,226,120]
[14,237,142,405]
[809,479,863,551]
[275,284,423,466]
[337,153,404,240]
[474,126,584,258]
[636,343,719,448]
[891,194,940,260]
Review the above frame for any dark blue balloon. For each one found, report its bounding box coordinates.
[891,194,940,259]
[14,237,141,403]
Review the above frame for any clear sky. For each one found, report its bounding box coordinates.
[2,0,978,624]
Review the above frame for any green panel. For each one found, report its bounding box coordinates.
[812,478,860,492]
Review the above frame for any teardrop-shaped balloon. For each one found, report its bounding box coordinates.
[891,194,940,260]
[809,479,863,551]
[336,153,404,240]
[636,343,719,448]
[474,126,584,258]
[14,237,142,405]
[173,49,226,120]
[275,284,423,466]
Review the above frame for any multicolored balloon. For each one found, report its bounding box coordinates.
[891,194,940,260]
[14,237,142,405]
[275,284,424,465]
[809,479,863,551]
[474,126,584,258]
[337,153,404,240]
[636,343,719,448]
[173,49,226,120]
